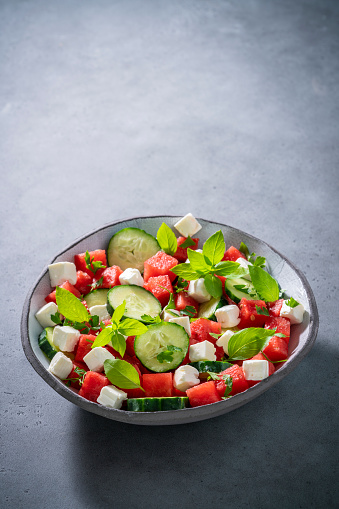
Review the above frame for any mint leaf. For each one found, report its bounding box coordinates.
[170,263,202,281]
[141,314,162,324]
[157,223,177,256]
[112,300,126,325]
[213,261,248,279]
[157,345,182,363]
[202,230,225,266]
[239,242,250,260]
[227,327,277,361]
[187,249,210,273]
[180,236,196,249]
[253,256,266,268]
[204,273,222,299]
[118,318,148,336]
[56,286,90,323]
[110,331,127,357]
[104,359,144,390]
[249,266,279,302]
[255,305,270,316]
[91,327,114,349]
[285,297,300,308]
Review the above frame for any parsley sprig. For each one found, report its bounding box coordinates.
[85,251,107,275]
[64,367,87,387]
[157,345,182,364]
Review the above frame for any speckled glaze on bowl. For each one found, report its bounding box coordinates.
[21,216,319,426]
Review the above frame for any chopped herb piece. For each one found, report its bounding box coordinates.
[255,305,270,316]
[179,236,196,249]
[285,297,300,308]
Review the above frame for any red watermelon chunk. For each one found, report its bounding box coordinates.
[264,316,290,344]
[45,281,82,304]
[143,275,173,307]
[173,237,199,263]
[74,249,107,278]
[186,381,222,407]
[143,251,178,283]
[222,246,246,262]
[190,318,224,360]
[74,335,96,362]
[96,266,122,288]
[238,298,268,329]
[78,371,110,402]
[143,373,173,397]
[267,299,284,317]
[74,271,93,295]
[65,361,88,390]
[174,292,199,317]
[263,336,288,362]
[215,364,249,396]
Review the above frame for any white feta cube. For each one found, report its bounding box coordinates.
[48,352,73,379]
[243,359,269,380]
[173,365,200,392]
[215,305,240,328]
[169,315,191,336]
[235,257,252,280]
[189,340,216,362]
[48,262,77,287]
[97,385,128,409]
[187,278,211,303]
[174,213,202,237]
[35,302,58,328]
[216,329,235,356]
[52,325,80,352]
[119,268,144,287]
[89,304,111,322]
[83,347,115,372]
[280,300,305,324]
[161,308,180,322]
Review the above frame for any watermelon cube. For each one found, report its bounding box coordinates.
[78,371,111,402]
[267,299,284,317]
[174,291,199,317]
[173,237,199,263]
[74,271,93,295]
[143,373,173,397]
[190,318,224,360]
[143,275,173,307]
[96,266,122,288]
[186,381,222,407]
[265,316,290,344]
[263,336,288,362]
[215,364,249,396]
[74,335,96,362]
[238,299,268,329]
[222,246,246,262]
[74,249,107,278]
[143,251,178,283]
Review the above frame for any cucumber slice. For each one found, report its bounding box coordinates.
[38,327,59,360]
[225,277,259,303]
[198,296,227,320]
[127,397,189,412]
[134,322,189,372]
[84,289,109,307]
[189,360,232,373]
[107,285,161,321]
[107,227,160,273]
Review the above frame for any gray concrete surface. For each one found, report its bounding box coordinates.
[1,0,338,508]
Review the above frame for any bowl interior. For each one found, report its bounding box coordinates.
[22,216,318,425]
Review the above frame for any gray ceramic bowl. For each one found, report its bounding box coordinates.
[21,216,319,425]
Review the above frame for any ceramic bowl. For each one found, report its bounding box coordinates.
[21,216,319,425]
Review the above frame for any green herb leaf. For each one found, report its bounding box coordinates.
[89,277,104,291]
[55,287,90,323]
[157,345,182,363]
[110,331,127,358]
[180,236,196,249]
[187,249,210,273]
[112,300,126,325]
[221,375,233,398]
[91,327,114,349]
[141,314,162,324]
[170,263,202,281]
[262,352,287,364]
[285,297,300,308]
[104,359,143,390]
[164,292,176,311]
[204,273,222,299]
[255,305,270,316]
[248,266,279,302]
[253,256,266,268]
[157,223,177,256]
[85,251,107,275]
[118,318,148,336]
[180,305,196,317]
[275,332,287,338]
[239,242,250,259]
[209,332,222,340]
[207,371,220,381]
[51,311,63,325]
[213,261,248,279]
[202,230,225,266]
[227,327,277,361]
[174,277,188,293]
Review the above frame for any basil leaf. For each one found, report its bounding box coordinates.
[110,331,127,357]
[227,328,277,361]
[141,314,162,324]
[170,263,202,281]
[204,273,222,299]
[180,236,196,249]
[213,261,247,278]
[202,230,225,266]
[187,249,210,273]
[118,318,148,336]
[56,286,90,323]
[91,327,114,348]
[104,359,143,390]
[253,256,266,268]
[239,242,250,260]
[164,292,176,311]
[112,300,126,325]
[285,297,300,308]
[157,223,177,256]
[249,266,279,302]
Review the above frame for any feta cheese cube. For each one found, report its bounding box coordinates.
[216,329,235,355]
[215,305,240,328]
[174,365,200,392]
[280,300,305,324]
[189,340,216,362]
[169,315,191,336]
[161,308,180,322]
[243,360,269,380]
[174,213,202,237]
[187,278,211,303]
[35,302,59,328]
[48,262,77,287]
[89,304,111,322]
[119,268,144,287]
[235,257,252,280]
[48,352,73,379]
[83,347,115,372]
[97,385,128,409]
[52,326,80,352]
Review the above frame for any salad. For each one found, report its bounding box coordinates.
[35,213,305,412]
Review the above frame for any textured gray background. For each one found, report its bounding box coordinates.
[1,0,338,508]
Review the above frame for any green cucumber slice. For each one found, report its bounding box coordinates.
[134,322,189,372]
[107,227,160,273]
[189,360,232,373]
[38,327,59,360]
[127,397,189,412]
[198,296,227,320]
[107,285,161,321]
[225,277,259,303]
[84,289,109,307]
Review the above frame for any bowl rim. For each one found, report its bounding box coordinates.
[21,215,319,425]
